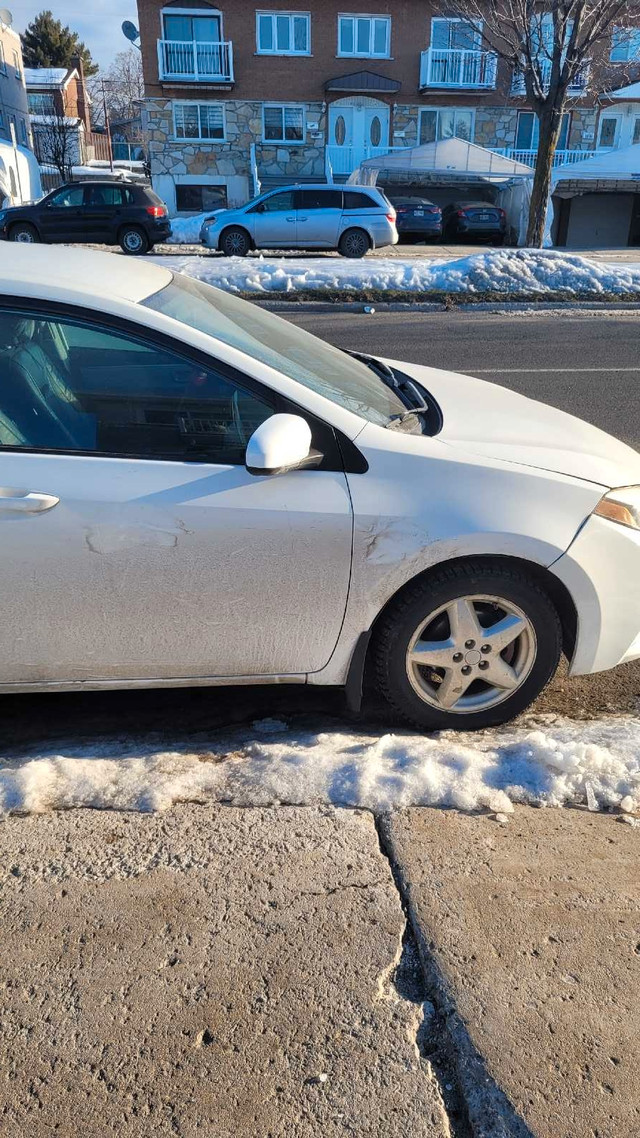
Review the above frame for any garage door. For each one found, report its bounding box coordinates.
[565,193,634,248]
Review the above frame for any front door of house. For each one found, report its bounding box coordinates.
[328,99,390,176]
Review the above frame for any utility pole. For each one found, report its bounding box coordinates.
[102,80,114,173]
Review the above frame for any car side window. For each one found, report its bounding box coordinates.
[296,189,343,210]
[343,191,376,210]
[0,310,274,463]
[47,186,85,208]
[88,186,126,207]
[252,191,295,213]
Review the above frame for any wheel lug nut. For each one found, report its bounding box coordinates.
[465,639,475,649]
[453,652,463,662]
[461,665,472,676]
[481,644,491,654]
[479,660,489,670]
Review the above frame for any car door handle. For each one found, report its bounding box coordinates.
[298,216,308,222]
[0,490,60,514]
[285,216,296,222]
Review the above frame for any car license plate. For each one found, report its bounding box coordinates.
[414,209,424,216]
[478,213,491,221]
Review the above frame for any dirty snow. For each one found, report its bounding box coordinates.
[151,248,640,297]
[1,714,639,818]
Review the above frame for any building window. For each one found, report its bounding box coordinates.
[163,10,222,43]
[610,27,640,62]
[19,119,27,145]
[263,104,305,142]
[256,12,310,55]
[515,110,570,150]
[173,102,225,141]
[419,107,474,144]
[0,42,6,74]
[175,183,228,212]
[430,17,481,51]
[28,92,56,115]
[597,114,620,148]
[338,15,390,58]
[633,117,640,146]
[12,49,20,77]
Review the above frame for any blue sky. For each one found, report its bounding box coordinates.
[11,1,139,69]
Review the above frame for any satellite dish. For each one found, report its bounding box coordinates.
[122,20,140,44]
[0,9,13,27]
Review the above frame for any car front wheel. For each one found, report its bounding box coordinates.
[9,223,39,243]
[119,226,149,255]
[220,227,251,257]
[373,561,562,731]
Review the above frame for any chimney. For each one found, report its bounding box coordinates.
[70,53,91,131]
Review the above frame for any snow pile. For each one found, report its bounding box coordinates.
[152,248,640,296]
[167,212,216,244]
[1,714,639,817]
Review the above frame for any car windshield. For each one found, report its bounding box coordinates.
[143,273,413,427]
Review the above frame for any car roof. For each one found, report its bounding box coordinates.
[262,183,379,193]
[449,200,496,208]
[0,245,172,306]
[389,195,436,204]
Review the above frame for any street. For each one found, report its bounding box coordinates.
[1,306,640,1138]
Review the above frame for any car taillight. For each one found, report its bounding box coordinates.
[386,211,396,222]
[146,205,167,218]
[396,206,408,213]
[426,207,441,215]
[457,209,467,218]
[497,208,506,218]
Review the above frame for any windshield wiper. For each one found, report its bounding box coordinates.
[386,405,432,429]
[346,349,399,389]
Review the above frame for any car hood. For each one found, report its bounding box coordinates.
[386,358,640,489]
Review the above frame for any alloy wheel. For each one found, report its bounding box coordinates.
[123,230,144,253]
[405,593,537,714]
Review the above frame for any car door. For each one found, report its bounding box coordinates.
[38,184,88,243]
[83,184,126,243]
[0,305,353,685]
[249,189,297,248]
[296,188,343,248]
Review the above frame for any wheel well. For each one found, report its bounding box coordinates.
[341,226,370,243]
[219,224,253,249]
[9,220,38,237]
[365,554,577,672]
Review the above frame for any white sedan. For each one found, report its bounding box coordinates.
[1,246,639,731]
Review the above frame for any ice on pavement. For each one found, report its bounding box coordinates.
[152,248,640,297]
[1,714,639,817]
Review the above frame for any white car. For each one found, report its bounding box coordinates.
[1,246,640,731]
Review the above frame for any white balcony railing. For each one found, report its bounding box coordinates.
[511,59,590,96]
[157,39,234,83]
[325,144,409,178]
[420,47,497,89]
[489,147,596,168]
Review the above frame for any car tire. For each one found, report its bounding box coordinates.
[119,226,150,255]
[373,560,562,732]
[338,228,371,258]
[9,222,39,243]
[220,227,251,257]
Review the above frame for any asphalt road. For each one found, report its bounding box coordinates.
[2,309,639,754]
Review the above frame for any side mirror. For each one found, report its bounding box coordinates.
[246,414,321,475]
[255,201,266,213]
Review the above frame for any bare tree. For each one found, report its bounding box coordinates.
[32,107,80,180]
[89,49,144,125]
[460,0,639,245]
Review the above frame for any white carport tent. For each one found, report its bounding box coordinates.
[551,142,640,247]
[347,138,535,245]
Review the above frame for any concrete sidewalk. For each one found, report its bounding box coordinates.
[385,806,640,1138]
[0,804,451,1138]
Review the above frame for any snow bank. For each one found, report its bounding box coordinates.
[2,715,640,817]
[152,248,640,296]
[167,212,210,244]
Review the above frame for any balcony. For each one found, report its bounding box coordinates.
[420,47,497,90]
[511,59,590,96]
[489,147,595,169]
[157,39,234,84]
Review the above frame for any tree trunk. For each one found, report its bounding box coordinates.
[526,107,563,247]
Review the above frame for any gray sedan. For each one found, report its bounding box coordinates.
[200,184,398,257]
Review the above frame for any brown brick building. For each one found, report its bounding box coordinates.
[136,0,640,212]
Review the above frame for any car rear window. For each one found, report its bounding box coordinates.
[343,191,377,210]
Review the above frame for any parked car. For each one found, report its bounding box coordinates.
[200,184,397,257]
[1,245,640,731]
[442,201,507,244]
[388,195,442,243]
[0,181,171,254]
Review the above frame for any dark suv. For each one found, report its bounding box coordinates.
[0,181,172,255]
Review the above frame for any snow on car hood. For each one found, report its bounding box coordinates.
[388,358,640,489]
